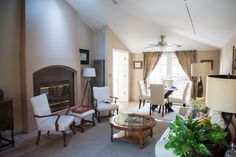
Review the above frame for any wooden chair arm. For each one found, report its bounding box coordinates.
[110,96,119,103]
[93,98,98,108]
[34,114,60,131]
[65,106,71,115]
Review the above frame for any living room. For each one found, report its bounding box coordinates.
[0,0,236,157]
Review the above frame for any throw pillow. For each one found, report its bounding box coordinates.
[71,105,92,114]
[208,109,227,129]
[186,100,207,119]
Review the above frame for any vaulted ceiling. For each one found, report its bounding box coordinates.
[66,0,236,53]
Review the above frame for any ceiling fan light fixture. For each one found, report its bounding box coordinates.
[112,0,119,5]
[144,35,181,50]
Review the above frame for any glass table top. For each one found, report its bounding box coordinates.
[113,114,155,127]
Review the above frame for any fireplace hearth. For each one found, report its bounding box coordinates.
[33,66,75,112]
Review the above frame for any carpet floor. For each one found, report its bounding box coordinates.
[21,119,169,157]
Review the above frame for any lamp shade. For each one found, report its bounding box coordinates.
[206,75,236,113]
[82,68,96,77]
[191,63,211,76]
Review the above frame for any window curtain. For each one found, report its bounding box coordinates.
[143,52,163,82]
[175,50,197,99]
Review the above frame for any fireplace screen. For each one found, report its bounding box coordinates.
[40,81,71,112]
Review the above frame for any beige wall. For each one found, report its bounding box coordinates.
[220,35,236,74]
[76,10,93,105]
[130,50,220,101]
[106,27,132,99]
[24,0,92,132]
[197,50,220,75]
[131,54,143,101]
[0,0,23,133]
[197,50,220,96]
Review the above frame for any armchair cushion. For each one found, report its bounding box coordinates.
[93,86,109,103]
[103,98,112,103]
[38,115,74,131]
[71,105,92,114]
[96,102,118,112]
[31,94,51,124]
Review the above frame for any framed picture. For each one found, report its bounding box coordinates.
[133,61,142,69]
[80,49,89,64]
[200,59,213,70]
[232,46,236,74]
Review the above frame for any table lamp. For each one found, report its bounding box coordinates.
[81,68,96,106]
[191,62,211,97]
[206,75,236,141]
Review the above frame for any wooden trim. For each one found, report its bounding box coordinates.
[133,61,142,69]
[200,59,214,70]
[34,114,60,131]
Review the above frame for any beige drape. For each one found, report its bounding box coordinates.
[175,50,197,99]
[143,52,163,81]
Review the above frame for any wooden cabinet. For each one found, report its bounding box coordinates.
[0,98,14,148]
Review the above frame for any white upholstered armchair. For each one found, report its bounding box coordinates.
[31,94,75,147]
[92,86,119,122]
[138,80,150,109]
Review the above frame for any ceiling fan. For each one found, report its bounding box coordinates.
[145,35,181,49]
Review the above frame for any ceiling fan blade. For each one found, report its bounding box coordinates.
[148,44,160,47]
[144,46,156,49]
[167,43,182,47]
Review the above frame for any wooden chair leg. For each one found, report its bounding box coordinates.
[92,114,96,126]
[149,104,152,115]
[162,106,164,117]
[165,104,168,113]
[11,130,14,147]
[139,99,141,109]
[62,131,67,147]
[143,100,145,106]
[36,130,41,144]
[80,119,84,132]
[158,105,162,113]
[72,121,76,134]
[109,111,111,117]
[97,112,101,123]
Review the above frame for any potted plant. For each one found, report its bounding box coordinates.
[165,115,228,157]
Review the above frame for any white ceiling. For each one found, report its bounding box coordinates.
[66,0,236,53]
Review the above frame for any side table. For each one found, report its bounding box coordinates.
[0,98,14,148]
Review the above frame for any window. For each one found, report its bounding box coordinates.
[149,53,191,100]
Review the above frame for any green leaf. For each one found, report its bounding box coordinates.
[175,115,185,126]
[195,143,212,156]
[206,130,228,143]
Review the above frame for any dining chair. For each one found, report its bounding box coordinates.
[162,79,174,87]
[168,82,189,107]
[138,80,150,109]
[150,84,167,117]
[92,86,119,123]
[31,94,75,147]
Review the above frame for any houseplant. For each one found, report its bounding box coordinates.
[165,115,228,157]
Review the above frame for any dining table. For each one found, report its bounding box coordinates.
[151,86,177,112]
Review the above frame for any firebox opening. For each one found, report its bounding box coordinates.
[33,66,75,112]
[40,80,71,112]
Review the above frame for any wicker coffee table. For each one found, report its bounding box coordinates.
[109,113,156,149]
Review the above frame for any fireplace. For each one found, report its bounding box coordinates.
[33,66,75,112]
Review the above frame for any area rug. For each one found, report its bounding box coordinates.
[137,104,181,122]
[21,120,169,157]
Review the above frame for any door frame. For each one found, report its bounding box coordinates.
[112,49,129,102]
